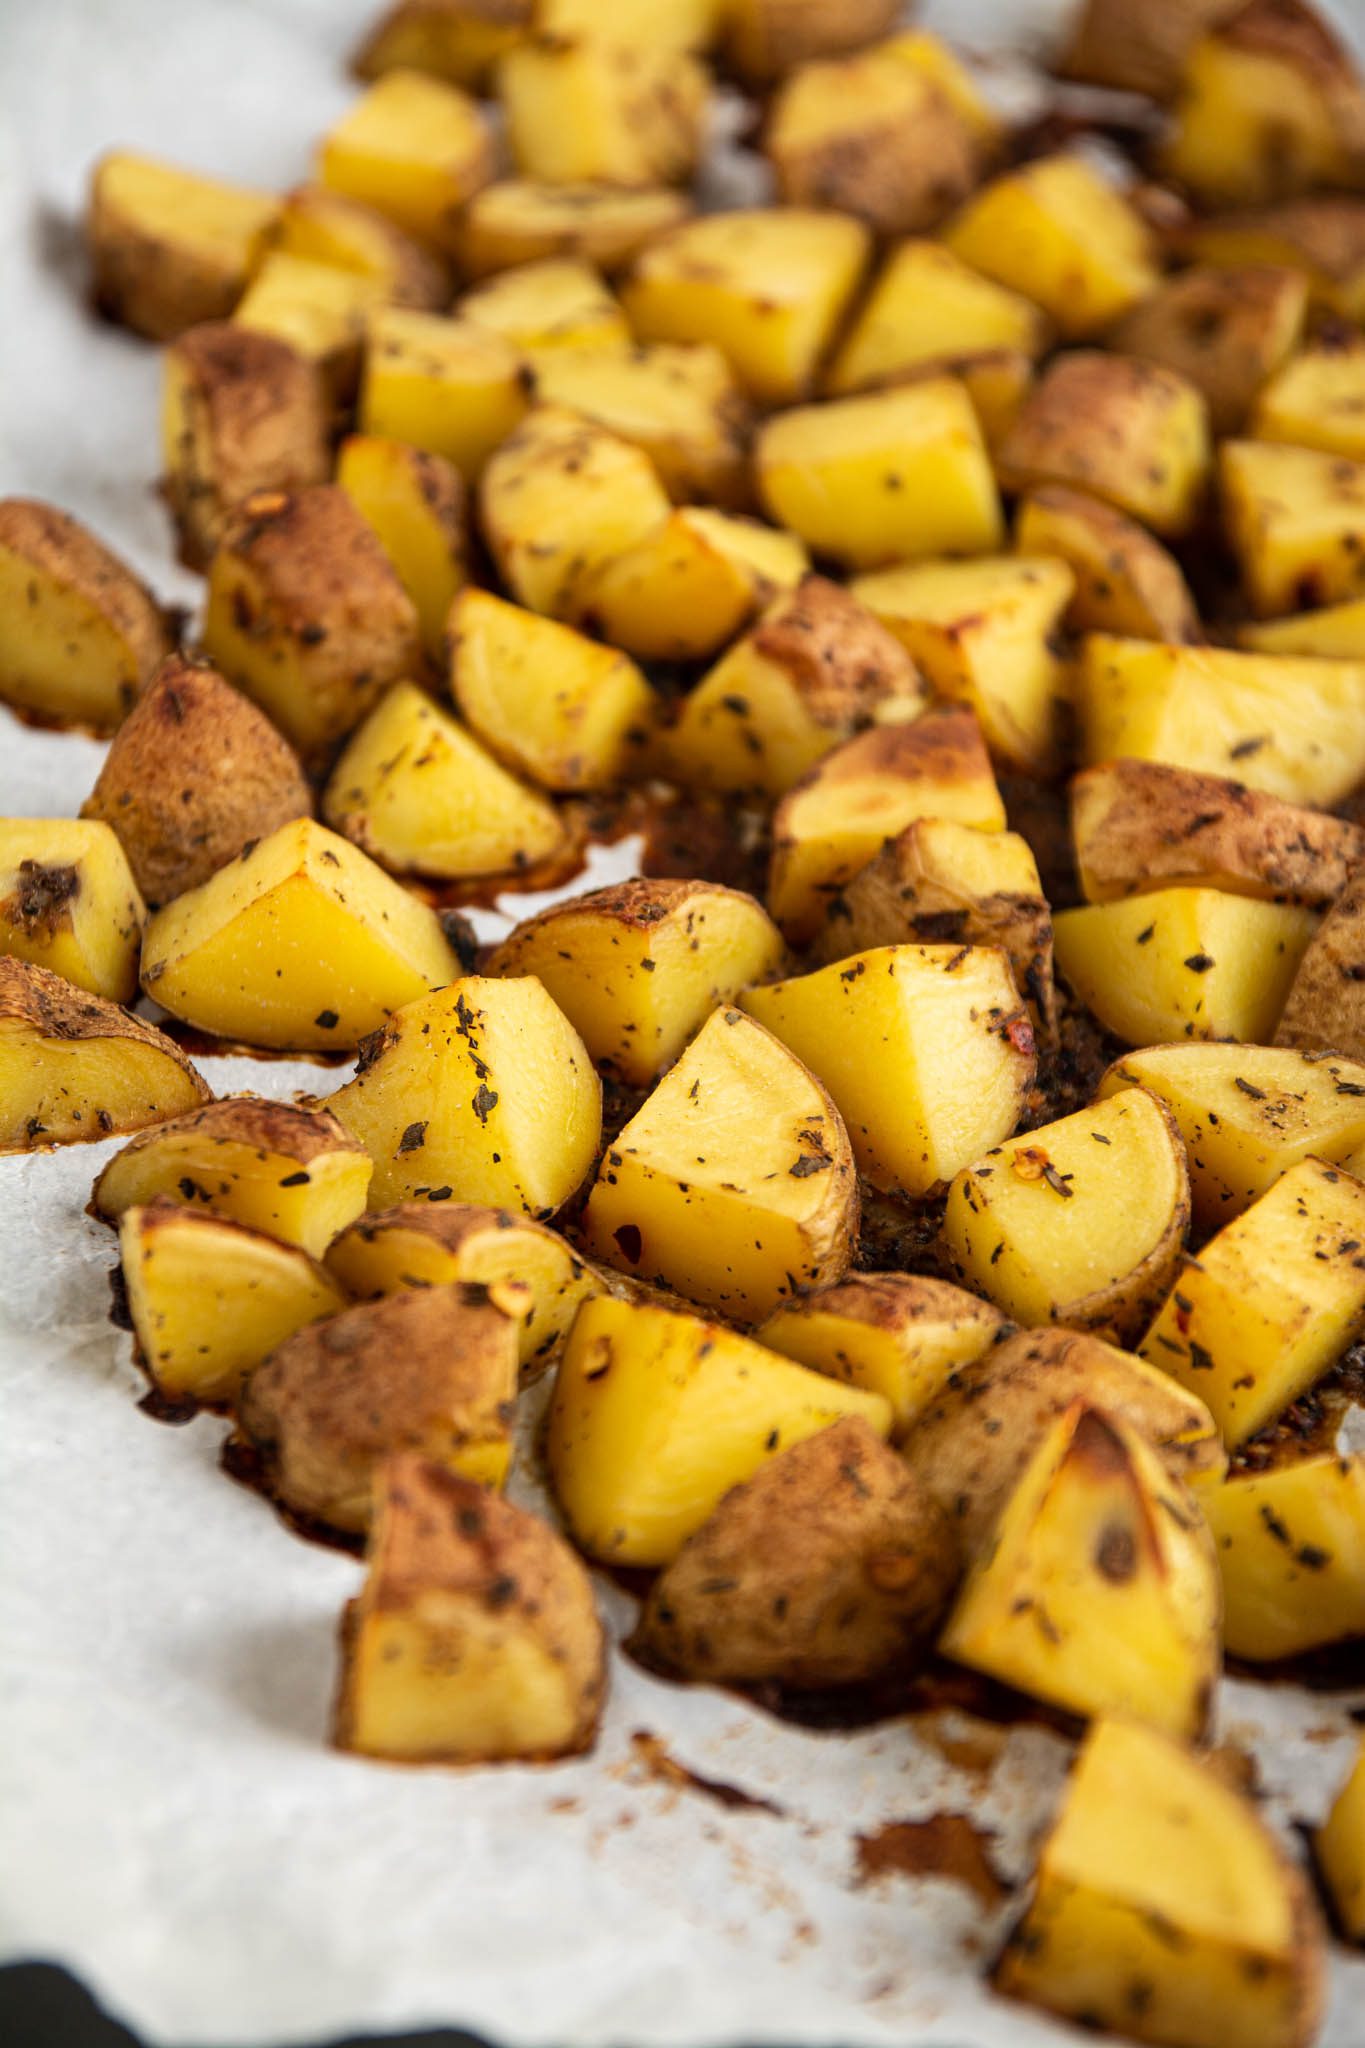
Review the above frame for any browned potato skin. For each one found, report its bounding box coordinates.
[1107,265,1307,435]
[767,72,980,240]
[1071,758,1365,908]
[92,1095,361,1218]
[87,158,267,342]
[238,1284,520,1537]
[268,187,454,311]
[81,654,312,907]
[1275,866,1365,1056]
[0,499,173,730]
[1017,488,1199,642]
[902,1328,1224,1559]
[163,325,331,572]
[757,574,924,733]
[633,1416,958,1688]
[996,351,1207,533]
[1059,0,1240,96]
[725,0,903,84]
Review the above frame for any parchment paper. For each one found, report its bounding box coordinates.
[2,4,1364,2044]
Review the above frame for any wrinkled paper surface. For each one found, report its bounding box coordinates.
[1,3,1364,2043]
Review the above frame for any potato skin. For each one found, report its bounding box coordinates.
[1108,265,1307,436]
[753,576,921,733]
[1276,866,1365,1056]
[81,654,312,907]
[1059,0,1242,97]
[634,1416,957,1688]
[767,61,980,240]
[725,0,903,84]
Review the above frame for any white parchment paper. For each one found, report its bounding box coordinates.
[2,3,1364,2043]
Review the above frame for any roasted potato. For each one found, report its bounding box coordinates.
[998,1716,1327,2048]
[484,878,785,1087]
[1140,1155,1365,1446]
[453,178,691,280]
[577,507,808,663]
[359,308,529,482]
[635,1416,957,1687]
[902,1327,1223,1560]
[0,957,209,1154]
[1017,488,1199,645]
[1221,436,1365,617]
[1059,0,1245,97]
[317,69,495,252]
[0,819,144,1004]
[202,485,424,768]
[458,257,630,359]
[335,1454,606,1764]
[1108,265,1308,436]
[93,1097,373,1258]
[755,1272,1007,1439]
[140,817,458,1053]
[1316,1735,1365,1943]
[1208,1452,1365,1662]
[664,576,927,801]
[1276,867,1365,1058]
[234,252,388,404]
[498,38,708,189]
[579,1005,857,1322]
[119,1202,345,1406]
[267,184,453,310]
[723,0,902,84]
[531,342,751,510]
[547,1294,891,1565]
[352,0,532,90]
[537,0,718,53]
[940,1402,1220,1739]
[330,976,601,1217]
[1172,193,1365,322]
[87,151,279,342]
[1254,333,1365,463]
[825,239,1048,400]
[1239,593,1365,657]
[336,434,466,663]
[0,499,171,734]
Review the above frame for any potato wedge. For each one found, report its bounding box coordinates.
[499,38,707,190]
[902,1327,1223,1560]
[998,1716,1327,2048]
[1141,1156,1365,1446]
[941,1086,1189,1343]
[941,1403,1220,1740]
[0,959,209,1154]
[547,1295,891,1565]
[756,1272,1006,1439]
[458,257,630,360]
[1277,867,1365,1058]
[268,184,453,310]
[330,976,601,1218]
[335,434,465,666]
[579,1005,856,1322]
[0,819,144,1005]
[1221,437,1365,617]
[532,342,750,510]
[317,70,494,252]
[87,151,279,342]
[825,239,1048,400]
[234,252,388,403]
[0,499,171,734]
[635,1416,956,1686]
[141,818,458,1054]
[325,1200,597,1375]
[1108,265,1307,436]
[335,1454,606,1764]
[93,1097,372,1259]
[1208,1452,1365,1662]
[485,878,785,1087]
[1018,488,1199,644]
[119,1202,345,1406]
[1100,1043,1365,1234]
[576,508,808,663]
[1316,1736,1365,1944]
[454,178,691,279]
[352,0,532,90]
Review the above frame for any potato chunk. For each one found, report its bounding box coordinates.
[1222,438,1365,617]
[622,208,870,407]
[141,818,458,1053]
[1077,634,1365,806]
[577,508,808,663]
[1174,196,1365,322]
[240,1283,520,1532]
[757,380,1002,572]
[87,151,279,342]
[547,1295,891,1565]
[941,1403,1219,1739]
[330,976,601,1218]
[942,1086,1189,1343]
[636,1416,956,1687]
[1060,0,1256,98]
[1100,1043,1365,1233]
[852,555,1072,773]
[448,588,654,793]
[335,1455,605,1764]
[1108,264,1307,436]
[997,352,1211,540]
[0,500,171,734]
[536,0,717,55]
[318,70,494,251]
[359,308,529,481]
[579,1006,856,1322]
[1316,1736,1365,1944]
[825,239,1048,400]
[94,1097,373,1259]
[723,0,901,84]
[202,486,423,769]
[1277,867,1365,1058]
[499,38,707,189]
[531,342,750,510]
[998,1717,1327,2048]
[1053,889,1317,1048]
[1208,1453,1365,1662]
[1140,1156,1365,1446]
[1260,332,1365,467]
[336,435,466,662]
[352,0,532,90]
[479,404,672,621]
[323,681,564,881]
[664,576,927,800]
[268,185,453,310]
[0,819,144,1004]
[1239,594,1365,658]
[767,707,1006,943]
[1071,758,1364,909]
[326,1201,597,1375]
[454,179,690,279]
[945,153,1158,338]
[234,252,387,403]
[458,258,630,359]
[119,1203,344,1406]
[743,945,1034,1200]
[903,1327,1223,1560]
[0,958,209,1153]
[485,878,785,1087]
[161,324,331,571]
[756,1272,1006,1439]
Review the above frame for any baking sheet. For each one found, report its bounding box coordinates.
[2,3,1364,2043]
